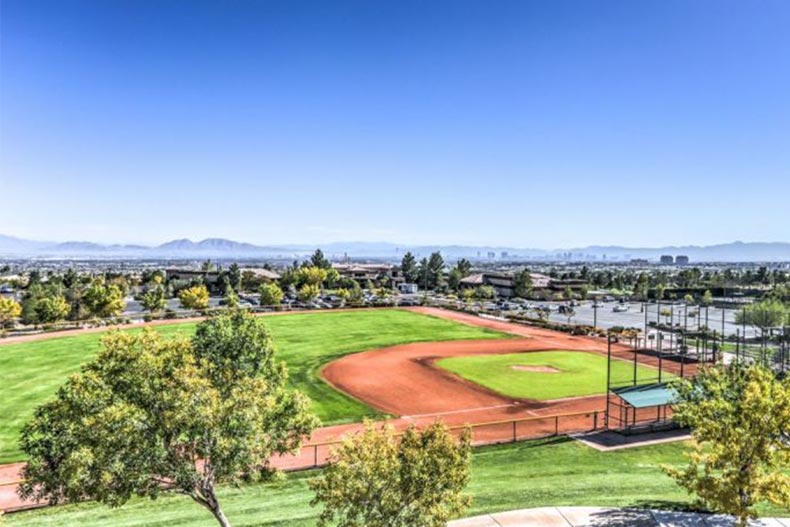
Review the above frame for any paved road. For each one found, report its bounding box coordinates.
[450,506,790,527]
[541,302,758,339]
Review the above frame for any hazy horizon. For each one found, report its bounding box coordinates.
[2,0,789,247]
[3,231,790,252]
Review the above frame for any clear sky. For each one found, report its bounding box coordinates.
[1,0,788,249]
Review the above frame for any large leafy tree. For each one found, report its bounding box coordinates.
[310,422,471,527]
[514,269,533,299]
[140,284,168,314]
[298,283,320,302]
[295,266,328,288]
[84,280,126,318]
[35,294,71,324]
[665,365,790,526]
[735,300,788,346]
[20,311,318,527]
[259,282,284,306]
[0,296,22,328]
[178,284,210,310]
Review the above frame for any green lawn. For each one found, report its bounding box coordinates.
[436,350,665,400]
[8,437,788,527]
[0,309,506,463]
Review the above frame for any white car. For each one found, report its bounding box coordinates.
[613,304,629,313]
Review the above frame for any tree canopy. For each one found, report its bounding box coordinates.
[19,311,318,527]
[259,282,284,306]
[665,364,790,526]
[178,284,210,310]
[400,252,418,283]
[310,422,471,527]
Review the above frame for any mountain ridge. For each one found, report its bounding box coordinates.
[1,234,790,262]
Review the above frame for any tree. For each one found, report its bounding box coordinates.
[427,252,445,289]
[20,312,318,527]
[636,273,650,300]
[417,258,430,291]
[140,285,167,314]
[0,296,22,328]
[178,284,210,310]
[664,365,790,526]
[223,288,239,309]
[455,259,472,278]
[310,249,332,270]
[35,295,71,324]
[310,422,472,527]
[655,283,666,301]
[735,300,788,346]
[461,288,475,303]
[298,284,320,302]
[259,283,284,306]
[683,293,695,305]
[227,263,242,292]
[474,285,496,300]
[295,266,328,288]
[514,269,533,299]
[563,286,574,301]
[84,280,126,318]
[702,290,714,306]
[447,268,463,292]
[400,252,418,283]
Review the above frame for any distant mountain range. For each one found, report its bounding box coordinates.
[1,234,790,262]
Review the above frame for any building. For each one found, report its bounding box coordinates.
[660,255,674,265]
[241,268,281,282]
[165,268,221,288]
[398,283,419,294]
[675,255,690,265]
[459,272,552,298]
[333,263,403,286]
[459,272,516,297]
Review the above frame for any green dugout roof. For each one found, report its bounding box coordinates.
[613,383,675,408]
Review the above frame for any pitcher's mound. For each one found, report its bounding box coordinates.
[510,365,561,373]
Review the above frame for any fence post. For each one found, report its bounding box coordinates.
[512,420,517,442]
[314,445,318,468]
[554,415,559,436]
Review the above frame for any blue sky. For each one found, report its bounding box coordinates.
[1,0,788,248]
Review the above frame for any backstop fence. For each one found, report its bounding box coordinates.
[269,410,606,472]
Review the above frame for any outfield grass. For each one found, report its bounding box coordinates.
[0,309,506,463]
[8,438,788,527]
[436,351,665,400]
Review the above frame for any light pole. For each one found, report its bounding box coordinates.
[593,297,599,329]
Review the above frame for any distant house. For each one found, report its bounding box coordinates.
[333,263,403,286]
[165,268,219,284]
[241,268,281,282]
[398,283,419,294]
[459,272,516,298]
[459,271,584,299]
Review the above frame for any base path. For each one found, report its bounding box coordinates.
[323,306,684,422]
